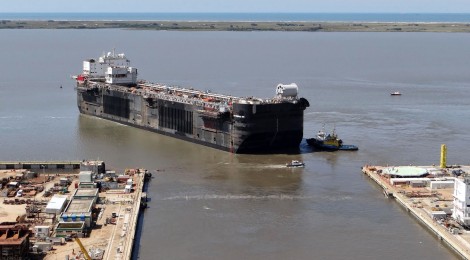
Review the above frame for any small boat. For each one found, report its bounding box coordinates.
[390,91,401,96]
[286,160,305,168]
[306,127,358,151]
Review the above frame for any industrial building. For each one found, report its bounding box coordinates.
[0,224,31,259]
[79,161,105,174]
[453,178,470,227]
[45,195,68,215]
[55,188,99,237]
[72,188,99,201]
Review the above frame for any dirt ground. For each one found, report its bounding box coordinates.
[0,199,27,222]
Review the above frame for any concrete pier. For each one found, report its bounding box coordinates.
[102,171,146,260]
[362,165,470,259]
[123,172,145,259]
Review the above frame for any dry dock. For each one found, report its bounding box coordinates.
[362,165,470,259]
[0,160,150,260]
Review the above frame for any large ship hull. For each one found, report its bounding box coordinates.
[77,84,308,153]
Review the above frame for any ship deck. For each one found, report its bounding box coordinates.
[79,79,298,112]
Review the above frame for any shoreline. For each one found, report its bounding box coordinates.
[1,20,470,32]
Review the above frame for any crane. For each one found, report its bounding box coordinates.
[74,238,92,260]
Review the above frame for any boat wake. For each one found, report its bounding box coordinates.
[44,116,73,119]
[263,165,295,169]
[0,116,24,119]
[160,194,352,201]
[225,164,299,169]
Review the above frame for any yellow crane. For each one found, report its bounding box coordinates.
[74,238,92,260]
[440,144,447,168]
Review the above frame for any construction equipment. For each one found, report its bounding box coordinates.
[74,238,91,260]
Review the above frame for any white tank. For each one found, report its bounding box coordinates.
[276,83,298,98]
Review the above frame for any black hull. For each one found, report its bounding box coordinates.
[77,84,308,154]
[79,112,233,152]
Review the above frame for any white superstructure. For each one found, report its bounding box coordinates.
[105,66,137,85]
[82,50,137,85]
[452,178,470,226]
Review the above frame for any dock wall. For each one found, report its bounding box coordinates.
[0,161,80,170]
[122,172,145,260]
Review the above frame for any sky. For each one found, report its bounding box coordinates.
[1,0,470,13]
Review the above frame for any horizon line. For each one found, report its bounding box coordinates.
[2,11,470,14]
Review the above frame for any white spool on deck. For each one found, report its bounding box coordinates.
[276,83,298,98]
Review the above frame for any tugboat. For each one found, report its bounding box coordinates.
[306,127,358,151]
[286,160,305,168]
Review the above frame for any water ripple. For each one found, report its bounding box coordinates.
[160,194,352,201]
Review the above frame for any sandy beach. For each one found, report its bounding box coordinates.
[1,20,470,32]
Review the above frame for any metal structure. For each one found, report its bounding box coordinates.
[74,238,92,260]
[440,144,447,168]
[74,51,310,153]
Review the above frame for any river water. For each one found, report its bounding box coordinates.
[1,29,470,259]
